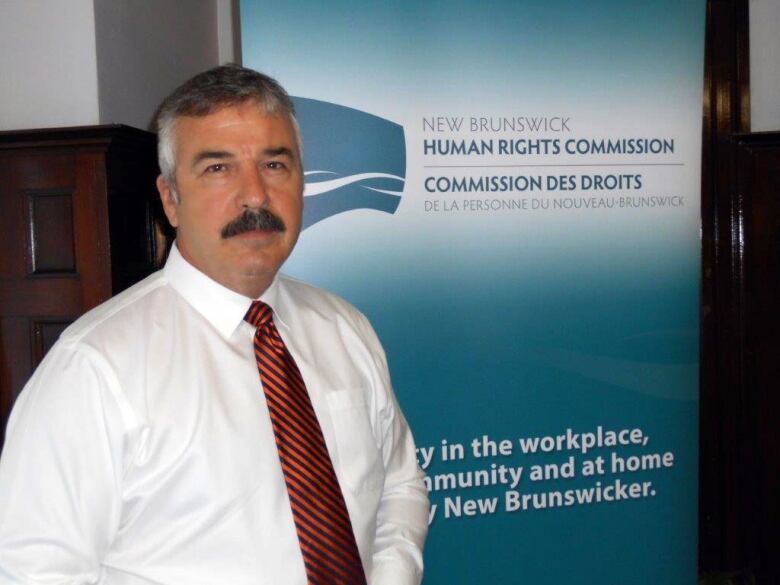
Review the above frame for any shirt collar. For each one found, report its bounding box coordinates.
[164,242,290,338]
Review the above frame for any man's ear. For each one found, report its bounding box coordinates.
[157,175,179,228]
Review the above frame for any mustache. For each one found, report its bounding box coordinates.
[220,209,286,239]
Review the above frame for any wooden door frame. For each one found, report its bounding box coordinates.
[699,0,758,578]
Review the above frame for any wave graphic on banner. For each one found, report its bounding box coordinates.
[538,347,697,401]
[292,97,406,229]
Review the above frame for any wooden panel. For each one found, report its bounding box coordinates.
[0,317,32,443]
[73,152,112,310]
[0,152,77,279]
[0,279,82,316]
[735,133,780,585]
[27,190,77,275]
[30,319,72,367]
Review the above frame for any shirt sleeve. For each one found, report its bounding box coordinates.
[0,342,126,584]
[355,314,430,585]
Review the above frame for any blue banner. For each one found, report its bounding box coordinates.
[241,2,705,583]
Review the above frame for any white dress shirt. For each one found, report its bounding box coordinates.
[0,244,429,585]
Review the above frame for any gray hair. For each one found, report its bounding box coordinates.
[155,64,302,200]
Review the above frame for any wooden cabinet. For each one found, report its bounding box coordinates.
[0,125,170,446]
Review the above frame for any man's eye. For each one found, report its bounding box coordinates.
[266,161,286,170]
[205,163,227,173]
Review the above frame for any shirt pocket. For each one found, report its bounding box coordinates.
[325,390,385,494]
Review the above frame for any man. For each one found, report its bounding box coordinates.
[0,65,429,584]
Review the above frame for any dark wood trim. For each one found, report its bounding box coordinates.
[732,131,780,585]
[0,124,156,151]
[699,0,751,575]
[701,1,780,583]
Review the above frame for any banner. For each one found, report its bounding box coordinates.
[241,2,705,583]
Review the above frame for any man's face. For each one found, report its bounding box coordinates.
[157,101,303,298]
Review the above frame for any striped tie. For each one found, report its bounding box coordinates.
[245,301,367,585]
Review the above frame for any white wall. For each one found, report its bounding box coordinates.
[0,0,237,132]
[0,0,100,130]
[5,1,771,133]
[750,0,780,132]
[94,0,222,130]
[217,0,242,65]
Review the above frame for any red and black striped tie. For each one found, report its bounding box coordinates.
[245,301,367,585]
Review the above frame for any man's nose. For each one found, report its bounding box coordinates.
[239,164,269,209]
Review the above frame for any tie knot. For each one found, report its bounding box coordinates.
[244,300,273,328]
